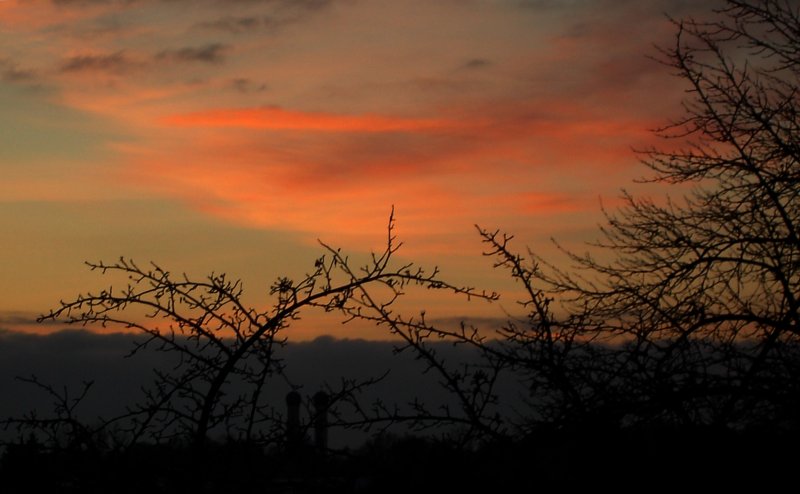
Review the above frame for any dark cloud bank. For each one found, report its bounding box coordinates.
[155,43,229,64]
[0,329,524,448]
[59,51,133,73]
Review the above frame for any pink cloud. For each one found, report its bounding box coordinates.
[162,107,473,133]
[112,99,657,255]
[3,0,686,256]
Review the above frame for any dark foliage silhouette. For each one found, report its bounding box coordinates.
[306,2,800,447]
[384,0,800,429]
[342,0,800,434]
[3,0,799,490]
[7,209,494,454]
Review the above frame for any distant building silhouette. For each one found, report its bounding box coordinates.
[313,391,329,453]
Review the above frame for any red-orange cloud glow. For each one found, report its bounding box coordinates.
[105,95,664,257]
[161,107,472,133]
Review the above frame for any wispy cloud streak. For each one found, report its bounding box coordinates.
[162,107,472,133]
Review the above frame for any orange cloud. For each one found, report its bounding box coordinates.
[0,1,117,30]
[106,96,665,257]
[161,107,472,133]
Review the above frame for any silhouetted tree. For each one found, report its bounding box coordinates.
[29,210,496,452]
[6,2,799,478]
[333,0,800,438]
[546,0,800,428]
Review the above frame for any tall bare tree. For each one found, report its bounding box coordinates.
[568,0,800,427]
[341,0,800,435]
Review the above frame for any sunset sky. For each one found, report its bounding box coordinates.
[1,0,711,339]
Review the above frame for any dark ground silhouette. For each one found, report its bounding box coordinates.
[1,423,797,492]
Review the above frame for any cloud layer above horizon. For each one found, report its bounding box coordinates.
[0,0,713,334]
